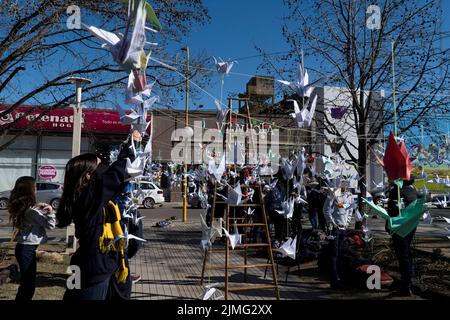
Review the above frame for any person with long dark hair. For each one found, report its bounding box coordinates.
[8,176,56,300]
[57,133,137,300]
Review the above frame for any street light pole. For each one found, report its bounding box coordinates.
[182,47,189,224]
[66,76,91,253]
[67,77,91,157]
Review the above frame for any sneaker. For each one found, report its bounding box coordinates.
[131,274,141,284]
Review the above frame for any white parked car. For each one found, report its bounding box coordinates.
[132,181,165,209]
[0,182,63,210]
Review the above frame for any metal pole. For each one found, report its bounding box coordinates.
[72,83,83,157]
[183,47,189,223]
[66,77,91,254]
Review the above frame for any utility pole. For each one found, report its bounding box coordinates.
[66,76,91,253]
[67,77,91,157]
[182,47,189,223]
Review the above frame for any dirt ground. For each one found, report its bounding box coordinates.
[0,242,68,300]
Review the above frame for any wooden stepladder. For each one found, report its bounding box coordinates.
[200,183,280,300]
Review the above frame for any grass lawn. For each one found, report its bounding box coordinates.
[0,242,68,300]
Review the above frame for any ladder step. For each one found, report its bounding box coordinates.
[230,223,266,227]
[235,243,269,248]
[228,203,260,207]
[227,284,277,292]
[208,263,273,270]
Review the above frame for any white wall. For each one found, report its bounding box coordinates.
[0,134,90,191]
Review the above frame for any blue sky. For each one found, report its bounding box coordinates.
[176,0,290,111]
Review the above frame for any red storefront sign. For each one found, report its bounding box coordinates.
[0,105,150,134]
[38,165,57,180]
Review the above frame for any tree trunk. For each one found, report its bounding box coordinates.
[355,135,368,230]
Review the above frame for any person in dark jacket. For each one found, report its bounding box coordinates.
[387,178,418,296]
[57,134,136,300]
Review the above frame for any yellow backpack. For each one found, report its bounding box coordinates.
[98,200,128,283]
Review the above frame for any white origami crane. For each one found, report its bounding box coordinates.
[217,183,247,205]
[214,99,229,124]
[296,149,306,179]
[439,216,450,224]
[422,211,433,225]
[278,64,325,97]
[200,283,224,300]
[276,198,295,219]
[289,95,318,128]
[208,155,226,181]
[111,224,146,249]
[246,208,255,216]
[126,156,145,177]
[354,209,368,222]
[84,0,148,72]
[433,196,448,208]
[281,158,295,180]
[213,57,237,75]
[200,214,219,249]
[278,236,297,260]
[222,224,241,250]
[372,179,384,189]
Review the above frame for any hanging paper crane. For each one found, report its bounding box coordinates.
[363,197,425,238]
[278,63,329,98]
[289,95,318,128]
[84,0,152,73]
[370,132,413,181]
[278,236,297,260]
[208,155,226,181]
[213,57,237,75]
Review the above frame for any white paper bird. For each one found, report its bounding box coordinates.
[200,283,224,300]
[372,179,384,189]
[213,57,236,75]
[276,198,295,219]
[439,216,450,224]
[208,155,226,181]
[222,225,241,250]
[84,0,147,72]
[422,211,433,225]
[126,156,146,177]
[111,225,146,249]
[278,63,329,98]
[200,214,221,249]
[288,95,318,128]
[214,99,229,124]
[278,236,297,260]
[281,158,295,180]
[217,183,247,205]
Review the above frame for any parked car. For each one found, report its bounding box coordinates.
[131,180,165,209]
[0,182,63,210]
